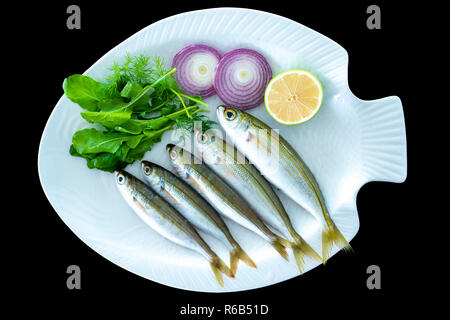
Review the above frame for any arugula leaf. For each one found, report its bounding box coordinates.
[124,137,157,163]
[114,118,170,134]
[115,144,131,161]
[72,128,144,154]
[80,85,158,128]
[160,103,179,115]
[80,110,132,128]
[63,74,110,111]
[70,145,123,172]
[120,81,144,98]
[69,144,94,159]
[119,81,151,112]
[86,153,125,172]
[97,97,127,112]
[124,128,169,162]
[143,123,174,139]
[114,106,199,134]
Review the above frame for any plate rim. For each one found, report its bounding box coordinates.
[37,7,406,292]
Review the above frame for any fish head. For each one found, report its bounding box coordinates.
[141,160,154,177]
[216,105,248,135]
[166,144,191,176]
[167,143,183,162]
[193,127,225,161]
[114,169,135,199]
[193,128,209,152]
[115,169,155,208]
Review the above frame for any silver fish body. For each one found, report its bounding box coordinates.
[140,161,256,273]
[114,169,232,285]
[166,144,289,261]
[216,106,352,261]
[194,131,322,270]
[194,130,292,237]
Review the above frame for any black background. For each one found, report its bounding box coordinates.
[18,0,432,315]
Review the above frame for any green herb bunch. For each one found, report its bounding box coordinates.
[63,54,215,172]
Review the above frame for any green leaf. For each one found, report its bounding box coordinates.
[86,153,125,172]
[142,123,174,139]
[70,144,94,159]
[97,97,127,112]
[72,128,144,154]
[120,81,144,98]
[114,118,170,134]
[70,145,126,172]
[175,113,216,132]
[114,106,197,134]
[63,74,109,111]
[132,95,151,113]
[80,84,157,128]
[125,136,159,162]
[160,103,178,115]
[81,110,132,128]
[115,144,131,161]
[125,124,174,162]
[107,85,153,114]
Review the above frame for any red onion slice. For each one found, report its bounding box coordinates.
[213,48,272,110]
[171,44,221,98]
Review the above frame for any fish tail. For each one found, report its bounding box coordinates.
[322,220,354,263]
[230,245,257,275]
[290,234,323,273]
[270,235,290,261]
[210,255,234,287]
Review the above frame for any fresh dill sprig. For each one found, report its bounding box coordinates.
[175,113,216,132]
[128,54,153,84]
[149,55,169,80]
[106,53,156,87]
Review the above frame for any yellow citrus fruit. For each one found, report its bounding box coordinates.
[264,70,323,125]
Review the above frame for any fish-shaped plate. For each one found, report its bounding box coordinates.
[38,8,407,292]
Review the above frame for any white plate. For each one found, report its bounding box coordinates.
[38,8,407,292]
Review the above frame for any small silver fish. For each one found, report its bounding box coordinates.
[194,130,322,271]
[114,169,233,286]
[140,160,256,275]
[166,144,290,261]
[216,106,352,261]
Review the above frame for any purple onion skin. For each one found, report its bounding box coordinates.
[171,44,222,98]
[213,48,272,110]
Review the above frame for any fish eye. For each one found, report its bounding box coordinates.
[224,109,236,121]
[117,173,126,185]
[143,164,152,176]
[170,150,178,160]
[198,133,209,144]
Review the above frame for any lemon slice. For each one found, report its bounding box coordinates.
[264,70,323,125]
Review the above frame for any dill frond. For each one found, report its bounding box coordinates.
[175,113,216,132]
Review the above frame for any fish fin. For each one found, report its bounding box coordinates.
[210,255,234,287]
[271,236,289,261]
[322,221,354,263]
[278,237,292,248]
[230,245,257,275]
[291,234,323,273]
[210,265,224,287]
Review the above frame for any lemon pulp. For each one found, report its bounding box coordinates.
[264,70,323,125]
